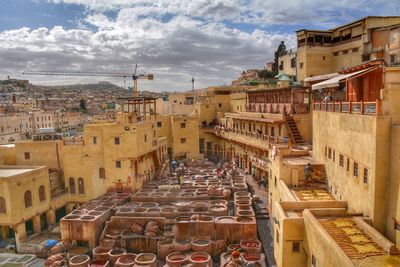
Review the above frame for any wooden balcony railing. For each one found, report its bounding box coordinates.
[312,100,381,115]
[214,126,287,144]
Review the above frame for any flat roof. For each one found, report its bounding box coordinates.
[319,218,388,262]
[0,169,35,177]
[282,156,323,165]
[292,188,335,201]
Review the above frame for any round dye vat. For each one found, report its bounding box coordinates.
[243,252,261,261]
[69,255,90,267]
[217,217,235,223]
[140,202,157,208]
[189,252,211,266]
[118,207,132,213]
[64,215,80,220]
[80,215,95,221]
[133,207,146,212]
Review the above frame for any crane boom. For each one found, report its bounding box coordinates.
[22,69,154,96]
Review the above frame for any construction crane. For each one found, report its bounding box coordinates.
[22,64,153,97]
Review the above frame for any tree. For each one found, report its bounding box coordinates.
[258,69,275,79]
[272,41,287,75]
[79,99,87,110]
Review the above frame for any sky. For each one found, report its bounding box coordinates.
[0,0,399,91]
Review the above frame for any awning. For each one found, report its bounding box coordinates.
[311,68,373,90]
[304,72,339,83]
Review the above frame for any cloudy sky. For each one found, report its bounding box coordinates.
[0,0,399,91]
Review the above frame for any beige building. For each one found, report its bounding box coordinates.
[278,48,297,78]
[296,16,400,81]
[0,97,168,252]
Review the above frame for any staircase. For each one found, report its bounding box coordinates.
[285,116,303,144]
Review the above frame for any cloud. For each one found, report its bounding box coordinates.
[0,3,295,90]
[0,0,398,90]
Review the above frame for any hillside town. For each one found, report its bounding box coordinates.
[0,15,400,267]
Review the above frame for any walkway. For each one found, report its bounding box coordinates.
[242,171,276,267]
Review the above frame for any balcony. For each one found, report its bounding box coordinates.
[215,126,287,150]
[312,100,381,115]
[63,137,84,145]
[51,185,68,200]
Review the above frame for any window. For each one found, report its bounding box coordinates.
[116,161,121,168]
[24,191,32,208]
[299,62,304,69]
[274,176,277,187]
[312,255,317,267]
[24,152,30,160]
[93,136,97,144]
[395,218,400,231]
[333,151,335,162]
[353,162,359,177]
[218,103,222,108]
[38,185,46,202]
[333,52,339,56]
[0,197,6,213]
[343,50,348,55]
[325,146,327,157]
[322,56,326,60]
[78,178,85,194]
[390,54,397,64]
[352,47,359,53]
[339,155,344,167]
[181,138,187,144]
[271,127,275,137]
[157,121,162,127]
[114,137,120,145]
[347,159,350,172]
[180,123,186,128]
[276,229,279,244]
[69,177,75,194]
[362,54,370,62]
[144,134,147,142]
[328,148,332,159]
[364,168,368,184]
[99,168,105,179]
[292,242,300,252]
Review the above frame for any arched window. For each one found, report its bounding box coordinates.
[24,191,32,208]
[99,168,105,179]
[69,177,75,194]
[39,185,46,202]
[0,197,6,213]
[78,178,85,194]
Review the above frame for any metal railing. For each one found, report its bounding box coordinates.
[313,100,380,115]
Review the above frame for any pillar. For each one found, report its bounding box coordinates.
[1,226,8,240]
[33,215,41,234]
[14,223,26,253]
[47,210,56,225]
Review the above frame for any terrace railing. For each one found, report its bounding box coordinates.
[313,100,380,115]
[214,126,287,146]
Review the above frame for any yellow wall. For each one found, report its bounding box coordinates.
[312,110,390,232]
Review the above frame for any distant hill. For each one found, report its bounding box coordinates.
[42,83,128,91]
